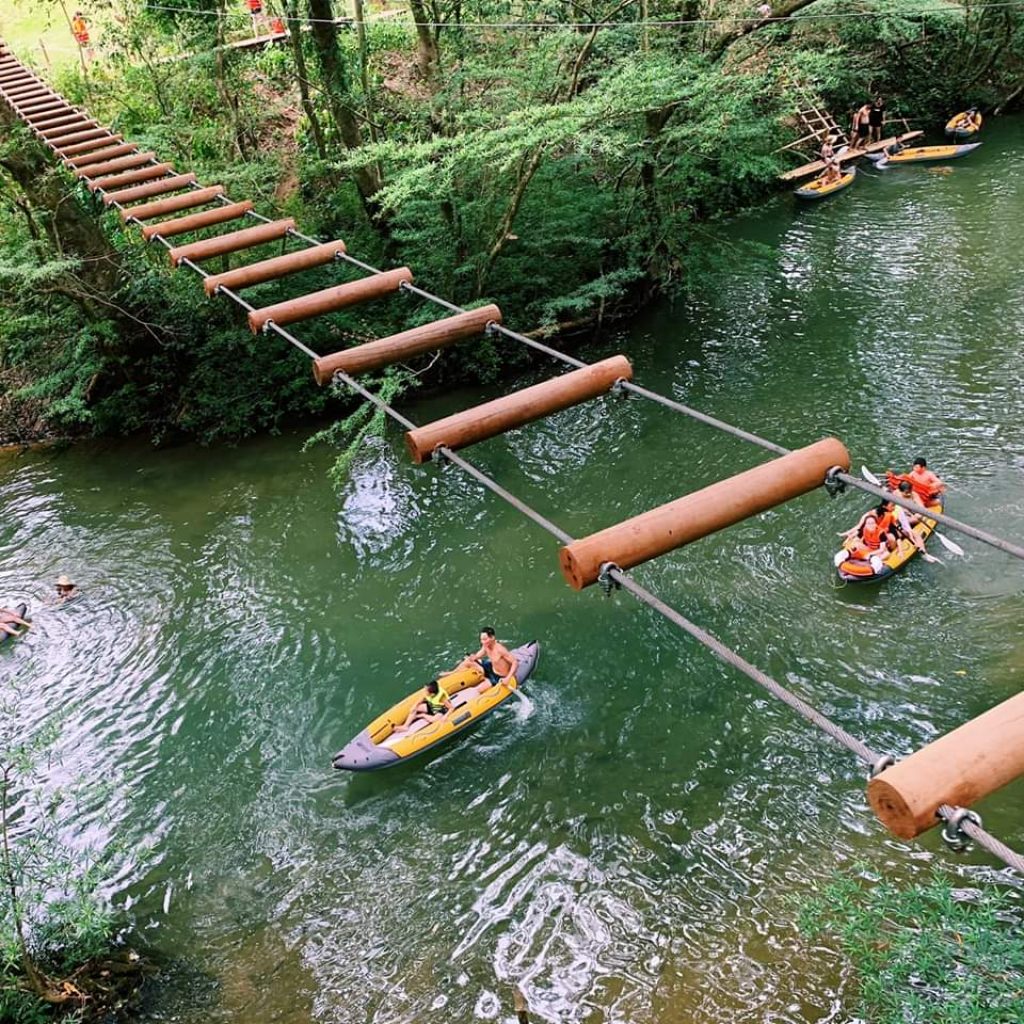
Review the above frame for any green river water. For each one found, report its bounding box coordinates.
[3,119,1024,1023]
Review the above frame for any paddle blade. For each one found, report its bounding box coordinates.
[935,531,965,556]
[861,465,883,486]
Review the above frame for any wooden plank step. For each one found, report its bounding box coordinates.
[74,152,155,179]
[141,201,253,241]
[203,239,347,296]
[66,143,140,169]
[60,134,126,158]
[168,218,295,266]
[103,172,197,206]
[120,185,226,223]
[247,267,411,333]
[88,162,174,192]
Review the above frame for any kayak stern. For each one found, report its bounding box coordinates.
[332,729,400,771]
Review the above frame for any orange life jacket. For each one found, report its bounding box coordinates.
[72,17,89,42]
[909,467,941,502]
[247,0,263,11]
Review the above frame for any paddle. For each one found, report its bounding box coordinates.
[860,466,965,556]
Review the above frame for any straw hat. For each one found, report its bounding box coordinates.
[56,575,75,588]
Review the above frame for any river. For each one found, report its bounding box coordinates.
[2,118,1023,1023]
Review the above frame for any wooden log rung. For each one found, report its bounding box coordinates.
[202,239,347,296]
[18,102,68,117]
[168,218,295,266]
[67,144,140,169]
[75,152,155,179]
[47,126,109,148]
[313,304,502,383]
[246,266,411,333]
[103,172,197,206]
[88,162,174,192]
[29,111,84,130]
[142,201,254,241]
[121,185,225,223]
[39,118,97,139]
[559,438,851,589]
[405,355,633,465]
[59,134,126,158]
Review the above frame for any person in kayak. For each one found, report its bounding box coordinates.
[394,679,453,733]
[842,512,892,571]
[908,457,945,503]
[0,607,31,637]
[457,627,519,693]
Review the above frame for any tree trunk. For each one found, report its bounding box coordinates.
[285,0,329,159]
[306,0,384,212]
[406,0,440,83]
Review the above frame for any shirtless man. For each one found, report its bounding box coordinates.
[850,102,873,151]
[457,627,518,694]
[0,607,31,638]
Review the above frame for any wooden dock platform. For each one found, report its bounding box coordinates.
[778,131,924,182]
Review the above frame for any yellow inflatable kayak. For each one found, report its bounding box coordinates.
[332,641,540,770]
[794,166,856,199]
[878,143,980,164]
[945,111,983,138]
[835,501,942,583]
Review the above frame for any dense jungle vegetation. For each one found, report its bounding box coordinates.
[0,0,1023,445]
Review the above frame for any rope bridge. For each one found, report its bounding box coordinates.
[2,41,1023,873]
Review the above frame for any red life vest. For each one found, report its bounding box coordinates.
[247,0,263,12]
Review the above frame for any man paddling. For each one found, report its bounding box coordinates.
[457,627,519,694]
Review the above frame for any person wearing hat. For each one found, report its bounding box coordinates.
[55,575,79,603]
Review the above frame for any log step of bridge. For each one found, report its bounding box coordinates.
[202,239,347,296]
[67,143,141,169]
[18,100,69,117]
[75,151,156,179]
[405,354,632,465]
[88,162,175,192]
[168,218,295,266]
[142,201,254,241]
[558,437,851,589]
[39,118,98,139]
[247,266,412,333]
[30,112,86,131]
[47,126,110,148]
[59,134,126,158]
[7,88,52,103]
[24,103,76,120]
[313,304,502,383]
[868,690,1024,839]
[121,185,226,223]
[30,114,85,133]
[103,172,197,206]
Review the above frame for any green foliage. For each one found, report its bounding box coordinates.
[800,868,1024,1023]
[304,367,419,484]
[3,0,1024,453]
[0,680,119,1020]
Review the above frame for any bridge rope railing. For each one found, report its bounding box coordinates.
[2,48,1023,874]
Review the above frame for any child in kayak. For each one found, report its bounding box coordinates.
[394,680,453,733]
